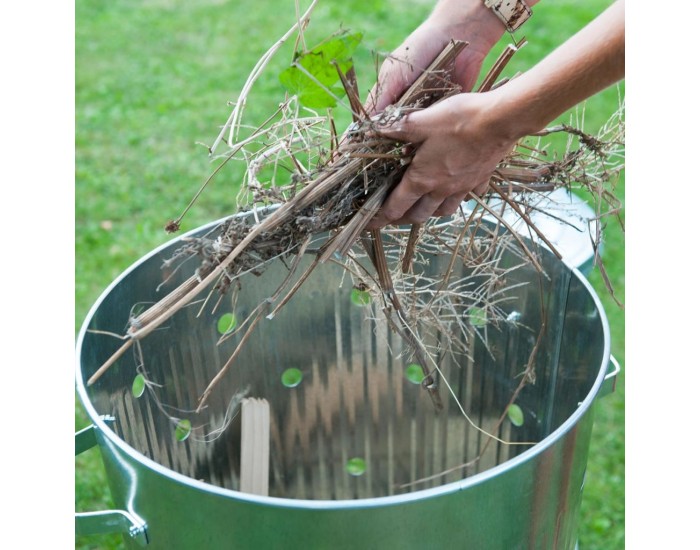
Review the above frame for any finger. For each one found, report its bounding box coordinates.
[367,30,440,115]
[367,168,443,230]
[365,46,419,115]
[365,181,419,230]
[473,177,491,197]
[433,193,468,218]
[368,190,466,229]
[376,168,434,224]
[375,109,428,146]
[392,194,446,226]
[396,189,472,225]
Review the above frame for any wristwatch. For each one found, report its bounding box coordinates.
[484,0,532,32]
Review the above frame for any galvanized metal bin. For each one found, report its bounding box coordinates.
[76,211,617,549]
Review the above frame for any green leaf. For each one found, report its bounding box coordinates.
[175,419,192,442]
[346,457,366,476]
[279,31,363,109]
[281,367,303,388]
[405,363,424,385]
[350,287,371,306]
[467,306,488,327]
[132,374,146,398]
[217,312,237,335]
[507,404,524,427]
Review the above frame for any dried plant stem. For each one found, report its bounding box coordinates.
[401,223,422,273]
[467,192,544,272]
[197,303,270,412]
[90,154,367,385]
[487,181,563,261]
[397,312,545,490]
[365,229,443,410]
[395,40,468,108]
[319,177,393,261]
[210,0,320,153]
[476,37,526,93]
[87,339,133,386]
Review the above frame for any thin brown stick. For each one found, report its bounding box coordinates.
[87,339,134,386]
[397,40,468,107]
[196,303,269,412]
[487,181,563,261]
[476,37,526,93]
[401,224,422,273]
[333,61,368,123]
[367,229,444,411]
[468,192,544,273]
[318,178,393,262]
[266,253,321,319]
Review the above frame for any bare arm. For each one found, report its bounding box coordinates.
[368,0,624,228]
[494,0,624,139]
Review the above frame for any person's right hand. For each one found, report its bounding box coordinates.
[366,89,520,228]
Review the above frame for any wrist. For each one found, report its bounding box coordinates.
[425,0,540,61]
[427,0,506,55]
[475,86,536,144]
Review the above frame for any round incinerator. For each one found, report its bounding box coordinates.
[76,207,618,549]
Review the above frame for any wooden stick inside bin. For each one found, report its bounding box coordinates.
[239,398,270,496]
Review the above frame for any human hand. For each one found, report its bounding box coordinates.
[366,0,507,114]
[367,90,520,228]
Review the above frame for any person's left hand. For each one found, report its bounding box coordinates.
[365,0,505,116]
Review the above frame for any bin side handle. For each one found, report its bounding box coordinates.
[76,510,148,544]
[598,355,621,398]
[75,417,149,546]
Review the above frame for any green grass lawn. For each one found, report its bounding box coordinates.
[75,1,624,548]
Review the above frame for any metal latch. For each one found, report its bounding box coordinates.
[75,416,149,546]
[598,355,621,398]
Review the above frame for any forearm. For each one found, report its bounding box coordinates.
[488,0,624,139]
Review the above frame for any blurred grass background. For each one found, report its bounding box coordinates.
[75,1,624,548]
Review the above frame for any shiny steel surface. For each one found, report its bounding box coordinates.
[76,215,611,549]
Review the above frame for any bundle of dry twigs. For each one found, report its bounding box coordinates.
[88,9,624,434]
